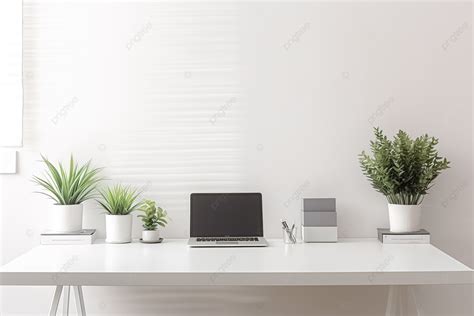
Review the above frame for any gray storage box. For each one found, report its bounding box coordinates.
[302,198,336,212]
[301,211,337,226]
[301,198,337,243]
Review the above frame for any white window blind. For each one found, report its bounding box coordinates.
[0,0,23,146]
[22,1,245,237]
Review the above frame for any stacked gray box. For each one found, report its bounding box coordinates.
[301,198,337,242]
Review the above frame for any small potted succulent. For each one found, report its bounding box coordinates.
[33,155,102,232]
[97,184,142,243]
[138,199,168,242]
[359,128,450,232]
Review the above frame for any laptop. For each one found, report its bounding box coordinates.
[188,193,268,247]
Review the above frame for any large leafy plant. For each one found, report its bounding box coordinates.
[97,184,142,215]
[138,199,168,230]
[359,128,450,205]
[33,155,102,205]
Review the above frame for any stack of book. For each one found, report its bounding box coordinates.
[377,228,430,244]
[40,229,96,245]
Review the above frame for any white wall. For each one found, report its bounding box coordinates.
[1,1,472,315]
[0,0,23,147]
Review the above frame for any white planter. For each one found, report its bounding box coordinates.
[49,204,83,232]
[105,214,132,244]
[388,204,422,233]
[142,230,160,242]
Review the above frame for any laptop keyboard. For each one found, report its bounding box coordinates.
[196,237,259,242]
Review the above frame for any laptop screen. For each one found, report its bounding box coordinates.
[190,193,263,237]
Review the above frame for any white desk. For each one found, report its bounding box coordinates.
[1,239,472,315]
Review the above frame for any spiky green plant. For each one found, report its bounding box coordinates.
[137,199,168,230]
[97,184,142,215]
[33,155,102,205]
[359,128,450,205]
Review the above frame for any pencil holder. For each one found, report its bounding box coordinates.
[282,226,297,244]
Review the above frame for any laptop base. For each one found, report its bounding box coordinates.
[188,237,268,247]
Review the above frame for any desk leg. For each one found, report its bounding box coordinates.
[49,286,63,316]
[62,286,70,316]
[385,286,420,316]
[73,286,86,316]
[49,285,86,316]
[409,287,421,316]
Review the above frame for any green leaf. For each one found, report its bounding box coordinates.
[137,199,169,229]
[32,155,103,205]
[359,128,450,205]
[97,184,142,215]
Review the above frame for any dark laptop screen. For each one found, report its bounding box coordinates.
[190,193,263,237]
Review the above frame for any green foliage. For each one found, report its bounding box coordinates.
[359,128,450,205]
[137,199,168,230]
[97,184,142,215]
[33,155,102,205]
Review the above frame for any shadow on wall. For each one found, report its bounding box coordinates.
[1,285,473,315]
[81,285,474,316]
[81,286,388,316]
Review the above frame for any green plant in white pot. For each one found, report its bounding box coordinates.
[359,128,450,232]
[33,155,102,232]
[97,184,142,243]
[138,199,168,242]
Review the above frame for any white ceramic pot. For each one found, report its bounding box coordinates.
[388,204,422,233]
[142,230,160,242]
[105,214,132,244]
[50,204,83,232]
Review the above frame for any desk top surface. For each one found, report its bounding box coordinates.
[1,239,472,286]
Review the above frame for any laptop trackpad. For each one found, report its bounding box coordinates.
[216,241,238,245]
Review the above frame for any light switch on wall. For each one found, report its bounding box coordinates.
[0,150,17,174]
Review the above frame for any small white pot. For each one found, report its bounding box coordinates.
[388,204,422,233]
[105,214,132,244]
[142,230,160,242]
[49,204,83,232]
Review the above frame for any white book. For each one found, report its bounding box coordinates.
[40,229,96,245]
[382,234,430,244]
[377,228,430,244]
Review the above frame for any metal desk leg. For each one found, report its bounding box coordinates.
[386,285,396,315]
[409,287,421,316]
[49,286,63,316]
[73,286,86,316]
[385,285,420,316]
[62,286,70,316]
